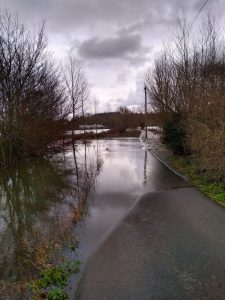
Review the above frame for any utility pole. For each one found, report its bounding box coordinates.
[144,85,148,138]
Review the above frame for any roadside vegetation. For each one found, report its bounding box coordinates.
[0,9,91,168]
[0,9,102,299]
[0,154,102,299]
[169,155,225,207]
[32,258,81,299]
[145,17,225,205]
[0,11,68,166]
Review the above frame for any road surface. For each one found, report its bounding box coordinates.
[75,152,225,300]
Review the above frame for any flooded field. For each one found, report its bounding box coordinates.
[0,137,173,299]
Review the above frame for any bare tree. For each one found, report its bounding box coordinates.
[0,9,66,165]
[64,53,89,136]
[92,96,99,135]
[145,16,225,177]
[64,52,89,180]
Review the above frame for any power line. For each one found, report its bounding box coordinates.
[179,0,210,43]
[144,0,210,130]
[190,0,210,28]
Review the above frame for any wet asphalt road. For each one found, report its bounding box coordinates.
[75,152,225,300]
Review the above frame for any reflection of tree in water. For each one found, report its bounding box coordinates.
[0,147,102,299]
[143,150,148,185]
[71,140,103,224]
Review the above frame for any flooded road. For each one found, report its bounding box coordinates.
[0,137,186,299]
[75,139,225,300]
[68,137,187,298]
[73,138,185,262]
[74,138,148,261]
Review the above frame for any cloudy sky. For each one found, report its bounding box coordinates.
[1,0,224,111]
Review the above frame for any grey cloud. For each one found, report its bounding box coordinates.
[2,0,221,44]
[78,32,150,64]
[0,0,222,112]
[117,10,176,36]
[79,34,141,58]
[2,0,208,33]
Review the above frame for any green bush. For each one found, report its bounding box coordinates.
[163,113,188,155]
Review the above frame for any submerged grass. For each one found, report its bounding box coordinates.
[0,219,81,300]
[169,155,225,207]
[0,152,101,299]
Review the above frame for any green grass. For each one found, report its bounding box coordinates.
[32,260,81,300]
[169,155,225,207]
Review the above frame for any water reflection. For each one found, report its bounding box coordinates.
[144,150,148,185]
[73,138,186,266]
[69,138,188,298]
[0,137,185,299]
[0,147,101,299]
[74,139,147,265]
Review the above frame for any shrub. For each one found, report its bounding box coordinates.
[0,10,66,166]
[163,113,188,155]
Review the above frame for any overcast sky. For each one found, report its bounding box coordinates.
[1,0,224,112]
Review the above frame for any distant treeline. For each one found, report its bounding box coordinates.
[71,110,164,131]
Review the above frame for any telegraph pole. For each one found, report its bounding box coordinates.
[144,85,148,138]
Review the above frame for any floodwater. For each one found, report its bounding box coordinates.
[0,137,184,299]
[68,137,186,298]
[65,129,110,136]
[78,138,184,246]
[74,138,147,259]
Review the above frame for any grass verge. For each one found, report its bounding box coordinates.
[168,155,225,207]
